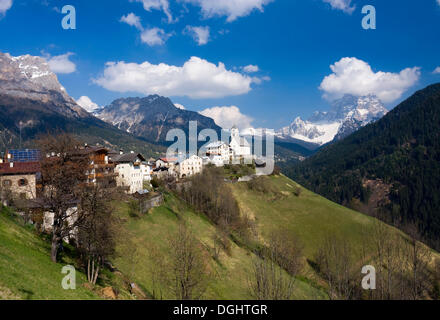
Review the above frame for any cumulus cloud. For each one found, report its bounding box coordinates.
[182,0,273,22]
[184,26,210,45]
[94,56,258,99]
[131,0,174,23]
[242,65,259,73]
[322,0,355,14]
[120,13,143,30]
[76,96,101,113]
[174,103,185,110]
[319,57,420,103]
[199,106,254,129]
[0,0,12,15]
[45,53,76,74]
[433,67,440,74]
[141,27,173,46]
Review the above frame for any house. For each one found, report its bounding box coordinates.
[109,152,146,194]
[229,126,251,159]
[156,157,178,169]
[206,141,230,164]
[71,146,116,185]
[141,161,153,183]
[0,161,40,202]
[177,155,203,178]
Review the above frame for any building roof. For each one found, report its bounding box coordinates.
[0,162,40,175]
[72,146,109,156]
[231,136,250,147]
[6,149,41,162]
[158,157,178,163]
[206,141,227,148]
[110,153,146,163]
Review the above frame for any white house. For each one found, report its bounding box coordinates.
[110,152,146,194]
[141,162,153,182]
[206,141,230,164]
[178,155,203,178]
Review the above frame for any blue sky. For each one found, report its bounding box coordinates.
[0,0,439,129]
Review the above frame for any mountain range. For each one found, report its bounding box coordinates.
[95,95,221,143]
[276,94,388,147]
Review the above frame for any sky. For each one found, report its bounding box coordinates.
[0,0,439,130]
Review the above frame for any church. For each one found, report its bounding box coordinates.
[205,126,252,166]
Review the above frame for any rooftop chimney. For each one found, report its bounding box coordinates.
[9,162,13,168]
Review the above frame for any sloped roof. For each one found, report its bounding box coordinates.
[231,136,250,147]
[0,162,40,175]
[206,141,227,148]
[110,153,146,163]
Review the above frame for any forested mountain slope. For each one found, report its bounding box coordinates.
[284,83,440,249]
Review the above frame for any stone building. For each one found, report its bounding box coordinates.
[0,161,40,202]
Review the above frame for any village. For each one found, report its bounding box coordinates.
[0,126,256,233]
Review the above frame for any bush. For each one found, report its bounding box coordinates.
[150,178,160,189]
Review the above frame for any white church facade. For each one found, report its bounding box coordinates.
[205,126,253,166]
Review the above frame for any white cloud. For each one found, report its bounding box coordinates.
[319,57,420,103]
[182,0,273,22]
[433,67,440,74]
[199,106,253,129]
[140,27,173,46]
[0,0,12,15]
[120,13,143,30]
[243,64,259,73]
[94,56,257,99]
[322,0,355,14]
[438,0,440,6]
[174,103,185,110]
[132,0,174,23]
[184,26,210,45]
[45,53,76,74]
[76,96,101,113]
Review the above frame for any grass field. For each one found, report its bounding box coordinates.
[113,192,326,299]
[1,173,437,300]
[0,207,98,299]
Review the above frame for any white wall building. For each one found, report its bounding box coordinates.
[206,141,230,164]
[110,152,146,194]
[229,126,251,158]
[178,155,203,178]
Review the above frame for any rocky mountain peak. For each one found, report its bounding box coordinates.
[0,52,88,119]
[277,94,388,146]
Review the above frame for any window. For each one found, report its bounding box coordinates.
[18,178,28,187]
[2,180,11,187]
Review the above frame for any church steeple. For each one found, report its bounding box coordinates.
[231,125,239,139]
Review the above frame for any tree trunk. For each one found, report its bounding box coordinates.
[51,233,59,263]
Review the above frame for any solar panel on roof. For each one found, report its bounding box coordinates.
[8,149,41,162]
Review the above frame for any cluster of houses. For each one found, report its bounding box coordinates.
[0,126,254,205]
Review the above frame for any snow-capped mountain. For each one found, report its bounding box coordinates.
[95,95,221,142]
[0,52,164,154]
[0,52,88,118]
[276,94,388,146]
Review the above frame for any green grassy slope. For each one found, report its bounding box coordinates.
[231,174,378,258]
[0,207,98,300]
[113,193,326,300]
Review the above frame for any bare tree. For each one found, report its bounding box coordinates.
[36,133,89,262]
[315,234,357,300]
[77,182,118,285]
[404,226,432,300]
[167,224,210,300]
[248,231,303,300]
